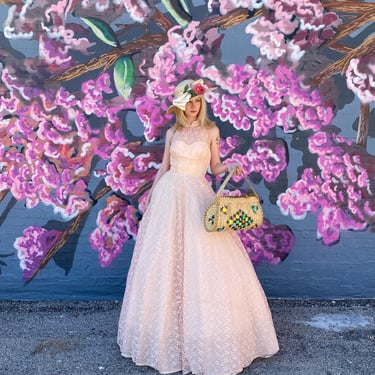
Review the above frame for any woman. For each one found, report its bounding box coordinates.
[117,79,279,375]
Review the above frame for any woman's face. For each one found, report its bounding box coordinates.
[184,96,201,120]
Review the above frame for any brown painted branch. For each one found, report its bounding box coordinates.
[322,1,375,14]
[94,185,112,201]
[133,180,153,201]
[115,8,173,35]
[150,8,175,31]
[115,23,147,38]
[313,34,375,85]
[356,102,370,148]
[322,11,375,50]
[25,210,89,284]
[26,186,112,284]
[0,189,9,204]
[200,8,260,31]
[50,8,260,83]
[0,0,23,4]
[50,33,167,82]
[116,8,174,33]
[327,43,354,54]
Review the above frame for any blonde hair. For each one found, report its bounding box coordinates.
[173,95,215,131]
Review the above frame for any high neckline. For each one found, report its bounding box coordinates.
[185,120,200,128]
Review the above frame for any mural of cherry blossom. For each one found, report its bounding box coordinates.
[0,0,374,286]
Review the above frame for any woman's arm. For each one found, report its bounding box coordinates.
[146,128,174,205]
[209,126,241,176]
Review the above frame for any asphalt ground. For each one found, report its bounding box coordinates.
[1,299,374,375]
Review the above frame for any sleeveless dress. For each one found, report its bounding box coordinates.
[117,124,279,375]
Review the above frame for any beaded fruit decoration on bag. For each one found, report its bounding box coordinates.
[204,170,263,232]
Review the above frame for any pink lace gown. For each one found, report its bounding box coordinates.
[117,124,279,375]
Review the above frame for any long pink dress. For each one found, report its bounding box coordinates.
[117,124,279,375]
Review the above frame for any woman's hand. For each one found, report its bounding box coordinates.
[227,162,243,176]
[208,126,244,177]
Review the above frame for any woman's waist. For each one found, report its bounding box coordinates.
[169,163,207,177]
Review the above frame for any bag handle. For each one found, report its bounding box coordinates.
[216,169,259,198]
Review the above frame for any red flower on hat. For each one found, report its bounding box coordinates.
[183,79,207,97]
[192,83,205,95]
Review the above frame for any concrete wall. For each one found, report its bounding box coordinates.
[0,1,374,300]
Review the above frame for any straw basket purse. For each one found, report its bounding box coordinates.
[204,170,263,232]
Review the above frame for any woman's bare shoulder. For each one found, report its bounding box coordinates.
[206,124,220,138]
[166,126,176,138]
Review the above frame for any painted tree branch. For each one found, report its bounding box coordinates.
[0,0,23,4]
[321,10,375,50]
[50,8,255,83]
[0,190,9,204]
[313,34,375,85]
[26,185,111,284]
[313,2,375,84]
[50,33,168,82]
[115,8,174,36]
[322,1,375,14]
[356,103,370,148]
[150,8,175,32]
[327,43,354,54]
[316,1,375,152]
[199,8,259,32]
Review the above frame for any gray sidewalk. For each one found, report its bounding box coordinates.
[0,299,374,375]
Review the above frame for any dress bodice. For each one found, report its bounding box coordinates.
[170,125,210,177]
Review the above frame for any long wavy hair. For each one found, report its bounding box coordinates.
[173,95,215,131]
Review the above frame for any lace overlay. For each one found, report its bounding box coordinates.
[117,125,279,375]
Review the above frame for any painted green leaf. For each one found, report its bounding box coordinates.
[80,17,119,47]
[179,0,191,16]
[114,56,135,99]
[161,0,192,27]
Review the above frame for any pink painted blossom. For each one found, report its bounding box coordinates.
[0,69,124,221]
[346,56,375,104]
[247,20,292,61]
[207,0,263,15]
[135,96,171,141]
[105,144,157,196]
[247,139,288,182]
[39,34,78,71]
[277,168,324,219]
[203,64,332,137]
[219,136,241,158]
[278,130,375,244]
[133,152,161,173]
[210,94,252,131]
[317,206,367,245]
[238,218,294,263]
[137,22,209,140]
[15,226,63,282]
[247,0,340,62]
[201,63,257,94]
[122,0,152,23]
[89,195,140,266]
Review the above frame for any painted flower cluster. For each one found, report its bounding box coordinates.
[89,195,139,266]
[278,131,375,245]
[203,64,334,137]
[246,0,341,63]
[15,226,63,282]
[346,55,375,104]
[0,69,125,220]
[239,219,295,264]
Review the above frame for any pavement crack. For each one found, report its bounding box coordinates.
[31,338,79,355]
